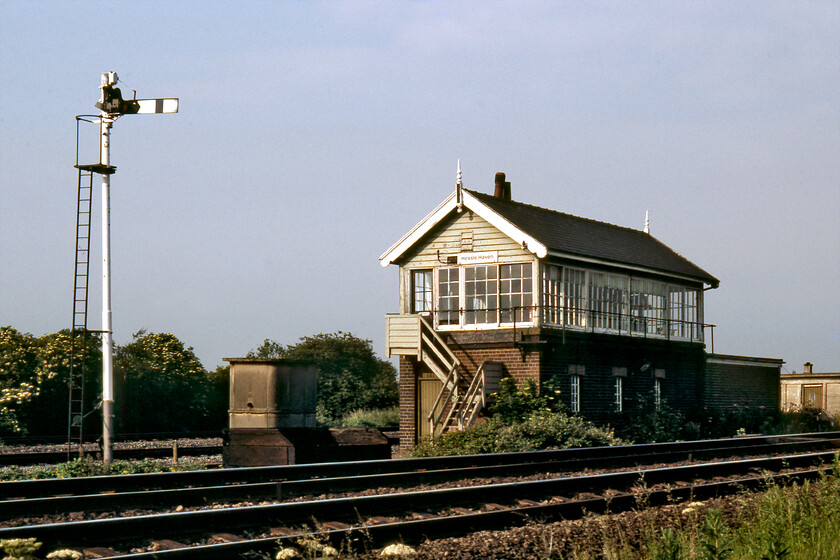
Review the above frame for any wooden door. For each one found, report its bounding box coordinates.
[418,372,443,439]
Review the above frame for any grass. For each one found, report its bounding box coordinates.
[550,453,840,560]
[0,456,213,481]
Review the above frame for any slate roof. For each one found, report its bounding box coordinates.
[466,189,719,287]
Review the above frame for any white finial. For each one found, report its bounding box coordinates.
[644,211,650,234]
[456,159,463,212]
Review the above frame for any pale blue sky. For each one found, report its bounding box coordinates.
[1,1,838,373]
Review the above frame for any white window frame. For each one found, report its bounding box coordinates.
[654,378,662,409]
[571,375,581,413]
[614,377,623,413]
[435,262,535,329]
[540,263,703,343]
[411,269,433,315]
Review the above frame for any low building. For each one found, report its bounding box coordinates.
[380,169,782,449]
[780,363,840,426]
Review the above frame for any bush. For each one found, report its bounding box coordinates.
[336,407,399,428]
[411,412,624,457]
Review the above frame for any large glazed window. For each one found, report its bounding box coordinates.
[541,263,703,342]
[411,270,433,314]
[434,262,535,328]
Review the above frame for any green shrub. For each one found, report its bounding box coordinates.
[337,407,399,428]
[411,412,623,457]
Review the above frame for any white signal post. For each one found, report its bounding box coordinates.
[92,72,178,466]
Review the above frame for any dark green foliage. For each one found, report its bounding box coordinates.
[248,332,398,424]
[0,327,101,438]
[203,365,230,431]
[607,394,833,444]
[488,377,564,422]
[699,509,734,560]
[609,393,687,443]
[412,377,622,457]
[116,330,210,433]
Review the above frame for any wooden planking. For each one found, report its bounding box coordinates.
[402,211,533,268]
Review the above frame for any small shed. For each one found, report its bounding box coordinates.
[781,363,840,427]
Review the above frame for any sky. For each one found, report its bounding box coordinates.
[1,1,838,374]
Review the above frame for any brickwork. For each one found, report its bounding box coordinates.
[397,330,780,452]
[538,331,706,422]
[706,355,782,410]
[398,356,418,453]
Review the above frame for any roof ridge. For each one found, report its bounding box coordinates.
[464,188,647,236]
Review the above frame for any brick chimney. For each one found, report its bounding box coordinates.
[803,362,813,374]
[494,172,511,201]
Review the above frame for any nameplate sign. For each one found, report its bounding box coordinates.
[457,251,498,265]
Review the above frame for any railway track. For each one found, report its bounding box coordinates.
[1,432,838,558]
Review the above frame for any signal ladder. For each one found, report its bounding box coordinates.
[68,116,115,458]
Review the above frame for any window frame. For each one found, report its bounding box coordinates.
[434,261,535,329]
[410,269,433,315]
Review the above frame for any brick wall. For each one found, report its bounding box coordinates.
[705,355,782,410]
[538,331,706,422]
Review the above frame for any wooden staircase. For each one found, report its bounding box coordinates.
[386,314,502,437]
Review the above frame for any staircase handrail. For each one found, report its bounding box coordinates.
[428,364,459,437]
[461,362,487,429]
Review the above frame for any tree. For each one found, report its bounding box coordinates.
[248,332,398,423]
[0,326,38,436]
[115,330,209,433]
[24,329,102,437]
[0,326,101,438]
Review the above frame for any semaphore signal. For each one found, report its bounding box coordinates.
[71,72,178,466]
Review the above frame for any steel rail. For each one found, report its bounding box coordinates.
[0,439,812,519]
[1,436,835,517]
[2,431,837,501]
[1,450,836,551]
[94,467,833,560]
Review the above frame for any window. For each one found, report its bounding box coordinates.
[569,365,584,413]
[464,265,497,325]
[500,263,532,323]
[542,264,562,325]
[612,367,627,413]
[411,270,433,314]
[631,278,667,335]
[802,385,823,409]
[590,272,627,332]
[669,286,699,340]
[540,264,703,342]
[614,377,623,412]
[563,268,587,328]
[437,267,460,326]
[654,378,662,409]
[436,262,534,328]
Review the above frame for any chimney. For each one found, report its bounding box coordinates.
[803,362,813,374]
[494,172,511,201]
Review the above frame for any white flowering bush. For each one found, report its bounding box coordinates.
[0,537,42,560]
[276,548,300,560]
[46,550,83,560]
[379,543,417,557]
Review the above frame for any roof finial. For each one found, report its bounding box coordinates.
[456,159,463,212]
[644,210,650,234]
